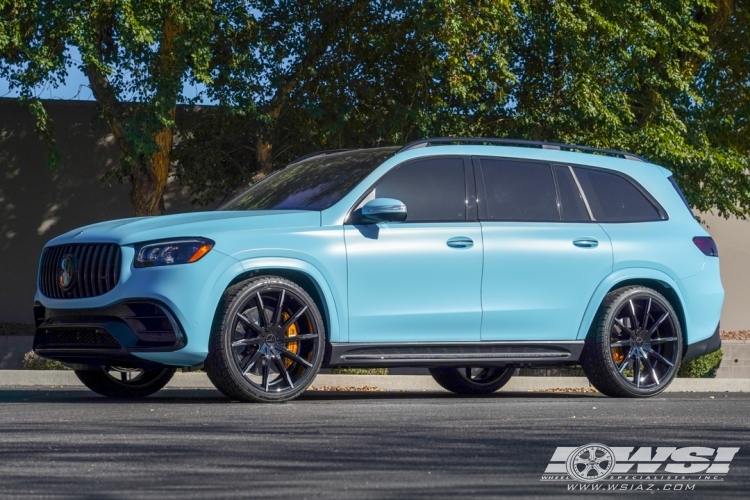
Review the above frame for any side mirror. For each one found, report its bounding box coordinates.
[361,198,407,223]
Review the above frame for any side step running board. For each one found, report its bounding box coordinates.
[325,341,584,368]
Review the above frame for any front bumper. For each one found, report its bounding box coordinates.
[35,246,244,366]
[34,300,187,368]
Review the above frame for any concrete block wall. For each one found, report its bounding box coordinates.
[716,341,750,379]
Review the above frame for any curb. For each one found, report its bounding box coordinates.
[0,371,748,392]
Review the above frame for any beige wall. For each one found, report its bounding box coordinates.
[1,98,749,329]
[700,214,750,331]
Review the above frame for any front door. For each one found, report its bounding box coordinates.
[345,157,483,343]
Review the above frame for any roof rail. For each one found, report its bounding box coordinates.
[289,149,353,165]
[397,137,646,162]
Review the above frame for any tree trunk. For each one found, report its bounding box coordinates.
[130,109,174,216]
[257,134,274,176]
[130,15,182,216]
[86,11,182,216]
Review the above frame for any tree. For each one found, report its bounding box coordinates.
[175,0,749,218]
[174,0,523,204]
[3,1,748,217]
[0,0,257,215]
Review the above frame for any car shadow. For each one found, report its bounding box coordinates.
[0,387,605,404]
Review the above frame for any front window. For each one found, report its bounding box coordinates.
[357,157,467,222]
[221,147,398,211]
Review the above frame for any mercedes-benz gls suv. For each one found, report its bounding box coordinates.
[33,138,724,401]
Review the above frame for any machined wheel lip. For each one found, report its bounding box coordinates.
[102,366,168,387]
[608,294,680,390]
[457,366,511,386]
[228,285,320,394]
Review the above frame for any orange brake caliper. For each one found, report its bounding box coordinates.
[282,312,299,368]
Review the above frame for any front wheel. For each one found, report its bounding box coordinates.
[205,276,326,403]
[75,366,176,398]
[429,366,514,395]
[581,286,683,398]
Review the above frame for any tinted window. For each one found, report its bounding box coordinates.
[365,158,466,222]
[481,159,558,221]
[554,166,590,222]
[221,147,398,211]
[573,167,660,222]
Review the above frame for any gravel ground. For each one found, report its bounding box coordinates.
[721,331,750,340]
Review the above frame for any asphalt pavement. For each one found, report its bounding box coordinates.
[0,388,748,499]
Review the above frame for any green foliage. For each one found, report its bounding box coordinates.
[331,367,388,375]
[2,1,748,216]
[176,1,750,217]
[22,350,71,370]
[677,349,723,378]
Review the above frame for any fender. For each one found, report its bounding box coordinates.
[238,257,344,343]
[133,256,248,366]
[576,268,689,341]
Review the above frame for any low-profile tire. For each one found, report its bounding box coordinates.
[428,366,514,395]
[75,367,176,398]
[205,276,326,403]
[581,286,683,398]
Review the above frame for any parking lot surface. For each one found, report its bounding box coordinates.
[0,389,748,499]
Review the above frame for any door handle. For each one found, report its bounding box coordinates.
[573,238,599,248]
[447,236,474,249]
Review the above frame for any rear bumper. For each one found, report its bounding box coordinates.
[683,323,721,362]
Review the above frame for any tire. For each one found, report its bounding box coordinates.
[581,286,683,398]
[428,366,514,395]
[205,276,326,403]
[75,367,176,398]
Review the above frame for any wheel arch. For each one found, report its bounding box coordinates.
[577,270,689,348]
[226,258,343,343]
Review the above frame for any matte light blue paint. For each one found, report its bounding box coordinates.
[35,145,724,366]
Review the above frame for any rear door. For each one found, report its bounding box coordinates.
[345,156,484,343]
[477,158,613,341]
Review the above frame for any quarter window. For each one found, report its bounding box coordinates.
[572,167,661,222]
[364,158,466,222]
[480,159,558,221]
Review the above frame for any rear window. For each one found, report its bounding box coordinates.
[221,147,398,211]
[572,167,662,222]
[480,159,559,221]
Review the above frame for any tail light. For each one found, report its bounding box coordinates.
[693,237,718,257]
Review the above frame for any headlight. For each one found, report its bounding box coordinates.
[134,238,215,268]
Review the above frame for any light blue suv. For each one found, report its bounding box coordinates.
[33,138,724,401]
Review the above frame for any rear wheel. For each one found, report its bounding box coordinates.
[581,286,682,398]
[205,276,325,403]
[75,366,176,398]
[429,366,514,395]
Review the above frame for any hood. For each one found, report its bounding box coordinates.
[47,210,321,246]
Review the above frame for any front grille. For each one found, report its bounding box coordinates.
[39,243,121,298]
[35,328,121,349]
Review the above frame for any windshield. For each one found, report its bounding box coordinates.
[220,147,399,211]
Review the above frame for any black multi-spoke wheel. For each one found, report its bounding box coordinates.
[428,366,514,395]
[582,286,682,398]
[206,276,325,403]
[75,366,176,398]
